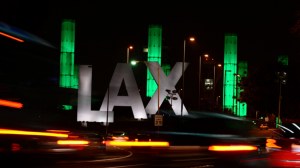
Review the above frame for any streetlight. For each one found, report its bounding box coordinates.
[105,86,110,135]
[131,60,161,114]
[214,64,222,110]
[199,54,221,111]
[132,60,163,131]
[126,45,133,64]
[277,71,287,126]
[198,54,209,109]
[234,73,241,116]
[216,95,221,111]
[181,37,195,116]
[278,80,282,125]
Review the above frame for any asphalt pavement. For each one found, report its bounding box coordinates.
[251,128,276,138]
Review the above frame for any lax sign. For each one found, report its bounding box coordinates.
[77,62,189,123]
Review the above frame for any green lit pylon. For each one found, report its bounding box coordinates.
[59,19,78,89]
[146,24,162,97]
[223,33,237,114]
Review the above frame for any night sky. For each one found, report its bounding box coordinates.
[1,0,300,118]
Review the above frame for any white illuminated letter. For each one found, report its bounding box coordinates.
[77,65,114,123]
[145,62,189,116]
[99,63,147,119]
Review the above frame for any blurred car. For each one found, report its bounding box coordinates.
[141,111,268,167]
[266,122,300,167]
[0,125,106,162]
[107,112,266,167]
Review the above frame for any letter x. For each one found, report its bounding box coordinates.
[145,62,189,116]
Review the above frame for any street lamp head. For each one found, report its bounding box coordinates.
[130,60,148,66]
[189,37,195,42]
[131,60,138,65]
[234,73,241,77]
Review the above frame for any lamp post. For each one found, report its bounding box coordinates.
[198,54,209,109]
[278,80,282,125]
[132,60,162,131]
[181,40,186,116]
[126,45,133,64]
[131,60,160,114]
[158,65,160,114]
[277,71,287,126]
[214,64,222,110]
[105,86,109,135]
[181,37,195,116]
[234,73,240,115]
[213,64,216,111]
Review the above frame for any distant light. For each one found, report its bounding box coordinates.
[62,105,73,110]
[0,99,23,109]
[0,31,24,42]
[131,60,138,65]
[11,143,21,152]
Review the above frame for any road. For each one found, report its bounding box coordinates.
[6,147,216,168]
[3,145,270,168]
[0,128,274,168]
[56,146,218,168]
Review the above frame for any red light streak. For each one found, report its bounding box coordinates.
[0,32,24,42]
[0,99,23,108]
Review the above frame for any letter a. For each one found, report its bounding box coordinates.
[100,63,147,119]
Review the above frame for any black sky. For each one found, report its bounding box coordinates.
[1,1,297,62]
[1,0,300,117]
